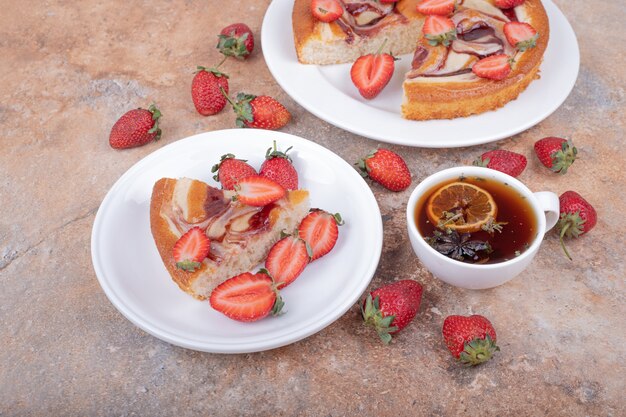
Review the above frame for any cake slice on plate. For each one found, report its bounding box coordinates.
[150,177,310,299]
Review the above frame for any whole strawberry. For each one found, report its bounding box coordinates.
[557,191,597,260]
[109,104,162,149]
[225,92,291,130]
[362,280,423,344]
[217,23,255,60]
[211,154,257,190]
[534,137,577,174]
[442,314,499,366]
[356,148,411,192]
[191,67,229,116]
[473,149,527,177]
[259,141,298,190]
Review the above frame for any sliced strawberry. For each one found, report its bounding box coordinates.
[494,0,525,9]
[173,227,210,271]
[422,15,457,46]
[235,175,286,207]
[209,272,283,322]
[298,209,343,261]
[311,0,343,23]
[350,41,396,99]
[416,0,457,16]
[504,22,538,51]
[265,234,311,289]
[472,54,512,80]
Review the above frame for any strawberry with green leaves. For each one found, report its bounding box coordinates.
[260,141,298,190]
[210,271,284,322]
[224,92,291,130]
[217,23,254,60]
[211,154,257,190]
[109,104,162,149]
[557,191,597,260]
[362,280,423,344]
[504,21,538,51]
[172,227,211,272]
[534,137,577,174]
[357,148,411,191]
[422,15,457,47]
[191,66,229,116]
[442,314,499,366]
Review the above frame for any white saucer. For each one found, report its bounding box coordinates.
[261,0,580,148]
[91,129,383,353]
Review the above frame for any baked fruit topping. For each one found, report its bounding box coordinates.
[471,54,513,80]
[416,0,457,16]
[311,0,344,23]
[423,15,457,46]
[504,21,538,51]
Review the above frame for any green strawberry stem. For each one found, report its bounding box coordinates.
[258,268,285,316]
[216,55,228,69]
[376,39,388,55]
[559,222,573,261]
[459,334,500,366]
[361,294,398,344]
[220,88,255,128]
[147,103,162,140]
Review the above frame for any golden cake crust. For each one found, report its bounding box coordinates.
[402,0,549,120]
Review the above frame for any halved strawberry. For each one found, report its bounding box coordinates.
[472,54,512,80]
[173,227,210,271]
[311,0,343,23]
[298,209,343,261]
[422,15,457,46]
[265,234,311,289]
[209,272,283,322]
[504,22,538,51]
[234,175,286,207]
[494,0,525,9]
[416,0,457,16]
[350,41,396,99]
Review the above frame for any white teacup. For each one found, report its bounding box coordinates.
[406,166,559,289]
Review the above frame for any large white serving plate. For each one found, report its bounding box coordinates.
[91,129,383,353]
[262,0,579,147]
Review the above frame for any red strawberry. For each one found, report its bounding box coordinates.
[191,67,229,116]
[298,209,344,261]
[534,136,577,174]
[380,0,399,2]
[473,149,527,177]
[210,272,283,322]
[494,0,525,9]
[211,154,257,190]
[224,92,291,130]
[264,234,311,289]
[217,23,254,60]
[472,54,513,80]
[259,141,298,190]
[234,176,286,206]
[350,41,396,99]
[422,15,457,46]
[172,227,211,271]
[442,315,499,366]
[557,191,597,260]
[109,104,162,149]
[417,0,457,16]
[504,22,538,51]
[357,148,412,192]
[362,280,423,344]
[311,0,343,23]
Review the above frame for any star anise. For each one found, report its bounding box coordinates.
[426,230,492,262]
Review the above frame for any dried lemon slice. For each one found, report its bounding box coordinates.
[426,182,497,233]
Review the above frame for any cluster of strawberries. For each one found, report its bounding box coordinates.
[108,23,292,150]
[472,136,597,260]
[172,142,344,322]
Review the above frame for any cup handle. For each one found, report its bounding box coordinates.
[534,191,560,232]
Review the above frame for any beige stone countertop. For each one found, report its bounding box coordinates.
[1,0,624,415]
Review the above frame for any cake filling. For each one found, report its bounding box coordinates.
[335,0,406,43]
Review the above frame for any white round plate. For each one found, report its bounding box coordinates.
[91,129,383,353]
[262,0,579,148]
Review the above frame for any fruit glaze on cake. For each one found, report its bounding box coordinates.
[402,0,549,120]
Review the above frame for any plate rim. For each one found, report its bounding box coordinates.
[91,129,383,353]
[261,0,580,148]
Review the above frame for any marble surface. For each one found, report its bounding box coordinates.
[1,0,624,415]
